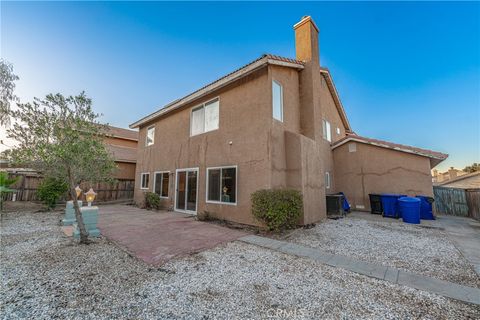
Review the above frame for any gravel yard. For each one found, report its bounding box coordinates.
[2,211,479,319]
[287,216,480,288]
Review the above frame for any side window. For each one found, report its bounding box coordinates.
[154,172,170,198]
[322,119,331,142]
[141,173,150,189]
[272,80,283,122]
[207,166,237,204]
[146,126,155,146]
[325,171,331,189]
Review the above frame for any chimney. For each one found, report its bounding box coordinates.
[294,16,319,65]
[294,16,321,140]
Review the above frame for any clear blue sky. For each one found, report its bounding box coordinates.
[1,1,479,171]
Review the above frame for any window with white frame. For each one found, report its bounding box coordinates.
[154,171,169,198]
[191,98,219,136]
[325,171,331,189]
[207,166,237,204]
[140,173,150,189]
[322,119,331,142]
[146,126,155,146]
[272,80,283,122]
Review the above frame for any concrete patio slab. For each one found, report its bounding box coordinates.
[436,215,480,276]
[97,204,246,265]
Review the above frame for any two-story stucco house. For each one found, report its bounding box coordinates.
[130,16,447,226]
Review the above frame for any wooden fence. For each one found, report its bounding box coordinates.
[2,173,135,203]
[433,186,480,220]
[465,189,480,221]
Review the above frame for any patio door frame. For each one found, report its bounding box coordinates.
[174,167,199,215]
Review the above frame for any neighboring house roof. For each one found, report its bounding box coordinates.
[129,54,352,132]
[331,134,448,167]
[106,144,137,163]
[438,171,480,188]
[106,125,138,141]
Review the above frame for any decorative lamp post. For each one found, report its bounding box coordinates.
[85,188,97,206]
[75,186,82,199]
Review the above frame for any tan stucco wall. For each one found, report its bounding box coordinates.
[134,67,272,225]
[266,65,348,224]
[132,16,437,226]
[333,142,434,211]
[114,162,136,180]
[133,61,354,226]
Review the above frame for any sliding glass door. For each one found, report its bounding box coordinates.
[175,168,198,214]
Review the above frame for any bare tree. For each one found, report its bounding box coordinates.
[5,92,116,244]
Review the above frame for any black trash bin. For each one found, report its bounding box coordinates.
[369,194,383,214]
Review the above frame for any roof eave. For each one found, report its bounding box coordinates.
[129,57,304,129]
[320,68,352,132]
[331,137,448,166]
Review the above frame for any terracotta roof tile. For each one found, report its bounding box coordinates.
[165,54,303,106]
[130,54,304,128]
[332,133,448,161]
[106,125,138,141]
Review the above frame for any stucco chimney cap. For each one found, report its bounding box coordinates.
[293,15,319,32]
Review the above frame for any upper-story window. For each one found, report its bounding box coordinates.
[146,126,155,146]
[272,80,283,122]
[322,119,331,142]
[191,98,219,136]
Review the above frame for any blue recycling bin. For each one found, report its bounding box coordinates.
[399,197,421,224]
[380,194,406,218]
[416,195,435,220]
[338,192,351,212]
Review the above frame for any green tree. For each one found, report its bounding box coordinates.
[0,59,19,126]
[5,92,116,243]
[463,163,480,173]
[0,172,18,211]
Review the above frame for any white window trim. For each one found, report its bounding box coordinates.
[325,171,331,189]
[272,80,284,122]
[190,97,220,137]
[205,165,238,206]
[140,172,150,190]
[153,171,170,199]
[323,119,331,142]
[145,126,155,147]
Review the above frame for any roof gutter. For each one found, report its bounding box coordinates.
[130,57,304,129]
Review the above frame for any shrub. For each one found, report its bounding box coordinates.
[0,172,19,211]
[251,189,303,232]
[37,177,68,210]
[145,192,161,210]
